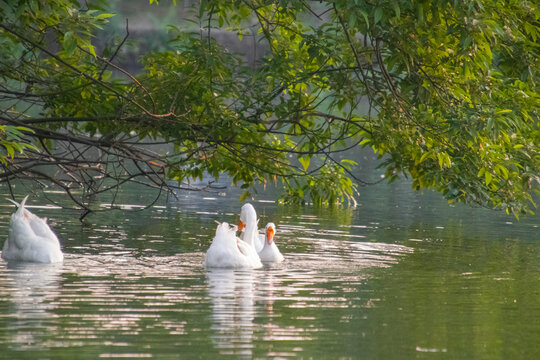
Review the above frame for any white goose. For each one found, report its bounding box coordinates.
[258,222,284,263]
[204,222,262,269]
[238,203,284,263]
[2,196,63,263]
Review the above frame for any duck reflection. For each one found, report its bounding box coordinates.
[3,261,63,349]
[206,268,256,358]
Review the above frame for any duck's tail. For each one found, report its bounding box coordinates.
[7,195,29,209]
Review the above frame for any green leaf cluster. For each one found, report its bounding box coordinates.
[0,126,37,165]
[0,0,538,215]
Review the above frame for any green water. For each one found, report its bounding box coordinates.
[0,182,538,359]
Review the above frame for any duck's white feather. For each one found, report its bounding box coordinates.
[255,233,265,253]
[204,222,262,269]
[239,203,259,248]
[258,241,284,263]
[2,196,63,263]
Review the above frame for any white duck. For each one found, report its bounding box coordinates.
[2,196,63,263]
[258,222,284,263]
[204,222,262,269]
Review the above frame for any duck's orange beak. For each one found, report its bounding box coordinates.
[238,220,246,231]
[266,227,275,245]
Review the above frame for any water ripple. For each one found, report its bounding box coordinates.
[0,195,417,358]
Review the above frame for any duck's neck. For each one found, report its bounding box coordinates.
[262,238,270,250]
[243,217,258,247]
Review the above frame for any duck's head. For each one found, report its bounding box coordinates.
[238,203,257,231]
[265,222,276,245]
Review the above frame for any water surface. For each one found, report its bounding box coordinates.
[0,182,538,359]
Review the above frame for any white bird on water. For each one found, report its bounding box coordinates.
[238,203,284,263]
[257,222,284,263]
[204,221,262,269]
[1,196,63,263]
[204,203,284,268]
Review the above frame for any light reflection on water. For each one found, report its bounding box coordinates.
[207,269,256,358]
[0,184,538,358]
[0,201,411,358]
[1,262,63,351]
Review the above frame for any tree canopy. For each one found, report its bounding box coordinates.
[0,0,539,217]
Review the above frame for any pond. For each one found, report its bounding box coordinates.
[0,178,538,359]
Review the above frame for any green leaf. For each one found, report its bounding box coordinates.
[359,138,370,146]
[485,171,492,186]
[240,190,250,202]
[477,167,485,177]
[63,31,77,56]
[374,7,383,25]
[87,44,97,58]
[495,164,509,180]
[96,13,115,20]
[437,153,444,169]
[359,9,369,29]
[419,152,430,164]
[298,156,310,171]
[4,143,14,158]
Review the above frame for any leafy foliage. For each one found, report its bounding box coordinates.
[0,126,37,165]
[0,0,538,216]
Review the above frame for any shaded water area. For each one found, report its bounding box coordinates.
[0,181,539,359]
